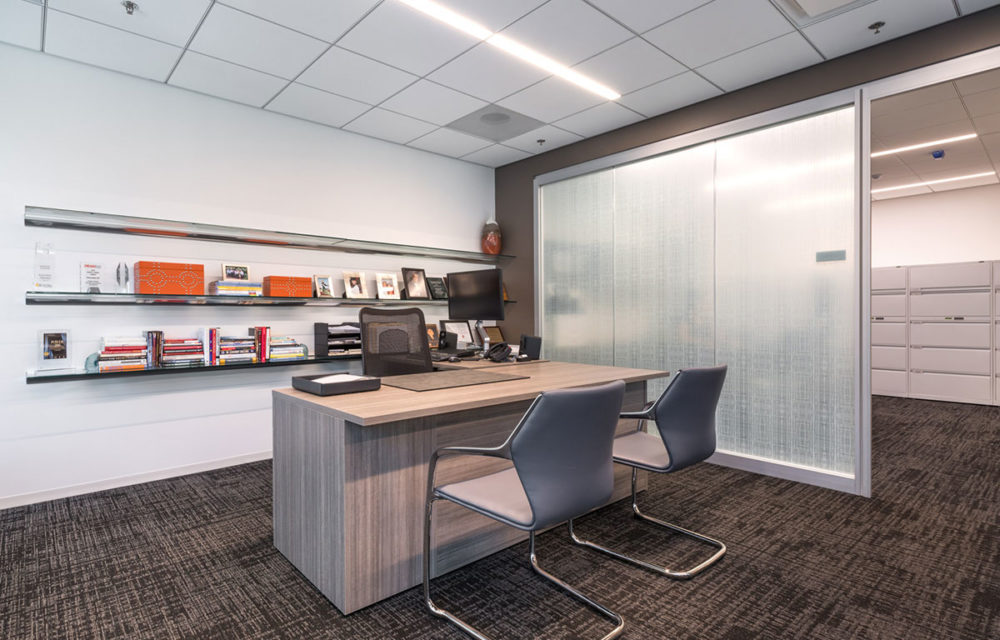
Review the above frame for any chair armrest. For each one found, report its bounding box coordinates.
[426,445,510,501]
[620,400,655,420]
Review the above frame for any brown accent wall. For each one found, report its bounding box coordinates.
[495,8,1000,340]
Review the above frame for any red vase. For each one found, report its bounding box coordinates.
[481,220,502,255]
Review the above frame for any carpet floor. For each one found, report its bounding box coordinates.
[1,396,997,639]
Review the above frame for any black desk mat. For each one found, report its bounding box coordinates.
[380,369,528,391]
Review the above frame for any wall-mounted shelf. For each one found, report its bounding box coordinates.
[25,291,517,306]
[26,354,360,384]
[25,207,514,264]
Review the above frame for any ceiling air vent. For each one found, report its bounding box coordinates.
[446,105,545,143]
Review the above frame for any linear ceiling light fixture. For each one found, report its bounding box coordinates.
[870,171,996,194]
[397,0,621,100]
[870,133,978,158]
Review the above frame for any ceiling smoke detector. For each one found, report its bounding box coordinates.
[868,21,886,35]
[122,1,139,15]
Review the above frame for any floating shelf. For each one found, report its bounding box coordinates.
[25,207,514,264]
[26,354,360,384]
[25,291,517,306]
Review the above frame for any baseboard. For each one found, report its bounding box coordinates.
[708,450,858,494]
[0,451,273,510]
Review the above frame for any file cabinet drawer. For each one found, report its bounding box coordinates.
[909,291,989,317]
[910,322,989,348]
[872,267,906,291]
[909,347,990,375]
[871,322,906,346]
[872,294,906,317]
[872,369,907,396]
[909,262,990,290]
[909,372,991,403]
[872,346,906,370]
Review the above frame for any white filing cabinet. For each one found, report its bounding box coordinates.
[871,266,907,397]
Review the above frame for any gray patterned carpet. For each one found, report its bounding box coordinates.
[1,396,998,639]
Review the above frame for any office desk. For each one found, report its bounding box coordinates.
[272,361,669,614]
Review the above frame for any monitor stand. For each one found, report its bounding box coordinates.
[474,320,490,356]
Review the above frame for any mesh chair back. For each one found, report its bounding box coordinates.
[359,307,433,377]
[509,380,626,530]
[651,365,728,472]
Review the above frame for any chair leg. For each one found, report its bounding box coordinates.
[424,496,625,640]
[568,468,726,580]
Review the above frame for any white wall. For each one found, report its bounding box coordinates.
[872,184,1000,267]
[0,44,494,507]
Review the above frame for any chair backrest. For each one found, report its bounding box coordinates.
[650,365,728,472]
[359,307,433,377]
[509,380,626,531]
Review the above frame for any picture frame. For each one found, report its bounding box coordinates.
[38,330,71,370]
[426,276,448,300]
[222,263,250,281]
[313,274,334,298]
[485,326,505,344]
[425,323,439,350]
[440,320,474,346]
[401,267,429,300]
[343,271,369,299]
[375,272,400,300]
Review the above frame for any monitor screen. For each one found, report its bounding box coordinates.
[447,269,505,321]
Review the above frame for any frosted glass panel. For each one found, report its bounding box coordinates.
[714,107,856,473]
[540,171,615,365]
[613,143,716,399]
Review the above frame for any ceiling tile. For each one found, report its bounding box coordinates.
[956,0,1000,15]
[954,67,1000,97]
[48,0,210,47]
[802,0,956,60]
[573,37,685,95]
[914,166,997,183]
[499,0,632,66]
[461,144,532,167]
[408,128,492,157]
[503,124,583,153]
[0,0,41,50]
[498,75,606,122]
[298,46,416,106]
[871,99,969,137]
[870,155,917,181]
[901,139,990,173]
[336,1,479,76]
[188,4,327,79]
[618,71,722,117]
[586,0,713,33]
[927,173,998,192]
[266,82,370,128]
[435,0,548,31]
[218,0,379,43]
[643,0,794,68]
[169,50,286,106]
[381,80,488,126]
[343,107,437,144]
[697,32,821,91]
[45,10,181,81]
[874,119,977,149]
[962,87,1000,118]
[981,131,1000,159]
[554,102,643,137]
[973,112,1000,135]
[429,42,550,103]
[871,184,932,200]
[870,81,959,117]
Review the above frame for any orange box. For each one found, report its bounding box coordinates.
[134,261,205,295]
[263,276,313,297]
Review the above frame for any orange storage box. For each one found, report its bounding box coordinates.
[134,261,205,295]
[263,276,313,297]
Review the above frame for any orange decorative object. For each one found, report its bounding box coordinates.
[481,219,502,255]
[134,261,205,295]
[263,276,313,297]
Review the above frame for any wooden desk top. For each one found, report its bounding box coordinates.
[273,361,669,426]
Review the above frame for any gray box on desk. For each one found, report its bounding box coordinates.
[291,374,381,396]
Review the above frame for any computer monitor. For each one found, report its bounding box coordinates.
[447,269,505,353]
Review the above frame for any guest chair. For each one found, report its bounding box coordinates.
[424,380,627,640]
[359,307,433,377]
[568,365,728,580]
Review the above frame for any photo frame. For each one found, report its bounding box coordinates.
[222,263,250,281]
[343,271,369,299]
[401,267,429,300]
[313,274,334,298]
[425,323,439,350]
[375,272,400,300]
[426,276,448,300]
[440,320,474,346]
[485,326,505,344]
[38,330,71,370]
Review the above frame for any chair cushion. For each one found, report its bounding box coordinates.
[613,431,671,471]
[436,467,534,530]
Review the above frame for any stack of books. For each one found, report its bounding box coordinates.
[161,338,206,368]
[97,337,148,372]
[269,336,307,362]
[208,280,263,296]
[219,335,258,365]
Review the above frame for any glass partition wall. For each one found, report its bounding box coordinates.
[538,106,861,492]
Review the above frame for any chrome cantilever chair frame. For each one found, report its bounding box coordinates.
[423,396,625,640]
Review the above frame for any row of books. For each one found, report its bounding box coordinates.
[208,280,263,296]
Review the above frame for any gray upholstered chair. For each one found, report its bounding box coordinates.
[424,380,627,640]
[568,365,728,580]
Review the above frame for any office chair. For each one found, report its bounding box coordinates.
[359,307,433,377]
[568,365,728,580]
[424,380,627,640]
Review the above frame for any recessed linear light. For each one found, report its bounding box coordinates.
[397,0,621,100]
[870,133,978,158]
[870,171,996,194]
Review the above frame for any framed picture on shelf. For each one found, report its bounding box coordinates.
[401,267,429,299]
[375,272,400,300]
[343,271,369,299]
[485,326,505,344]
[222,263,250,281]
[426,276,448,300]
[425,323,439,350]
[38,330,71,370]
[314,274,334,298]
[440,320,474,346]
